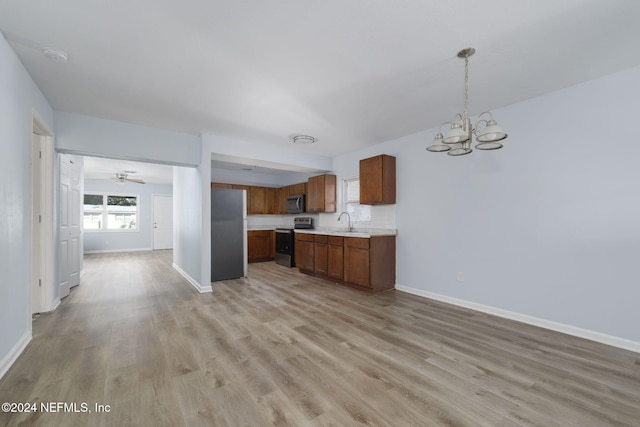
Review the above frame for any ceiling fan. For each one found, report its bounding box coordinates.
[111,171,146,184]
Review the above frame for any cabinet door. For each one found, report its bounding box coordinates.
[323,174,337,213]
[275,187,286,214]
[269,230,275,258]
[306,175,321,213]
[314,235,328,275]
[328,243,344,280]
[266,187,280,214]
[248,230,274,262]
[314,242,328,275]
[295,235,315,271]
[360,154,396,205]
[307,174,336,213]
[288,182,306,196]
[249,186,268,214]
[360,156,383,204]
[344,237,370,288]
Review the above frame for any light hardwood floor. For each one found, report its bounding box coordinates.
[1,250,638,426]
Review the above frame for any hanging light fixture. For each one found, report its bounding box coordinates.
[427,48,507,156]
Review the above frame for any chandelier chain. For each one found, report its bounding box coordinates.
[464,56,469,120]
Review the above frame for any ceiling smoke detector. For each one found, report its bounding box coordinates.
[292,134,318,144]
[42,47,68,63]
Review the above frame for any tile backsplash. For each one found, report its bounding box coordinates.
[246,204,395,231]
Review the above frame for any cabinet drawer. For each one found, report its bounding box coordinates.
[295,233,314,242]
[344,237,369,250]
[328,236,343,246]
[314,234,328,244]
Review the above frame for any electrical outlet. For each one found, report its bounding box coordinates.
[456,272,464,282]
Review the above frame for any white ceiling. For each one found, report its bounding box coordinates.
[3,1,640,161]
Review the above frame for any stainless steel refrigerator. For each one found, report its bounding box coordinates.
[211,188,247,282]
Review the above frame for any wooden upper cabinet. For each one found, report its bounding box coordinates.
[249,186,268,214]
[287,182,306,196]
[307,174,337,213]
[211,182,311,215]
[359,154,396,205]
[269,187,286,215]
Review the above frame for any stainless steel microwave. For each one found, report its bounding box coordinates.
[286,194,305,214]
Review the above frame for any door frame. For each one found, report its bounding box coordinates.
[31,111,56,314]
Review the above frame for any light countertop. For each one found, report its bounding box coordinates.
[294,228,397,238]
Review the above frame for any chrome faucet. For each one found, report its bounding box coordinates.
[337,211,352,232]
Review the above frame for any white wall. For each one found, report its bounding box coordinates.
[0,32,54,376]
[211,167,314,188]
[54,111,201,167]
[173,166,206,291]
[333,65,640,345]
[207,133,333,172]
[83,179,172,253]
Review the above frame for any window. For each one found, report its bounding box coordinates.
[83,194,138,231]
[343,177,370,222]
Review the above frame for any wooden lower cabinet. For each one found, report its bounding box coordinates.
[297,233,395,292]
[294,233,315,271]
[314,235,328,275]
[248,230,275,262]
[344,236,395,291]
[344,237,370,288]
[327,236,344,280]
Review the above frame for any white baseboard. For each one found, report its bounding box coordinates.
[395,284,640,354]
[172,263,212,293]
[0,331,32,380]
[83,248,152,254]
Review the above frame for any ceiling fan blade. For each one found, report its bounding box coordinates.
[126,178,146,184]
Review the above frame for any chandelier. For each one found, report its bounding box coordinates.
[427,48,507,156]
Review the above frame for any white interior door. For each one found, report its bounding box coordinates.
[59,154,82,299]
[69,157,81,288]
[59,154,70,299]
[31,133,43,313]
[153,195,173,250]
